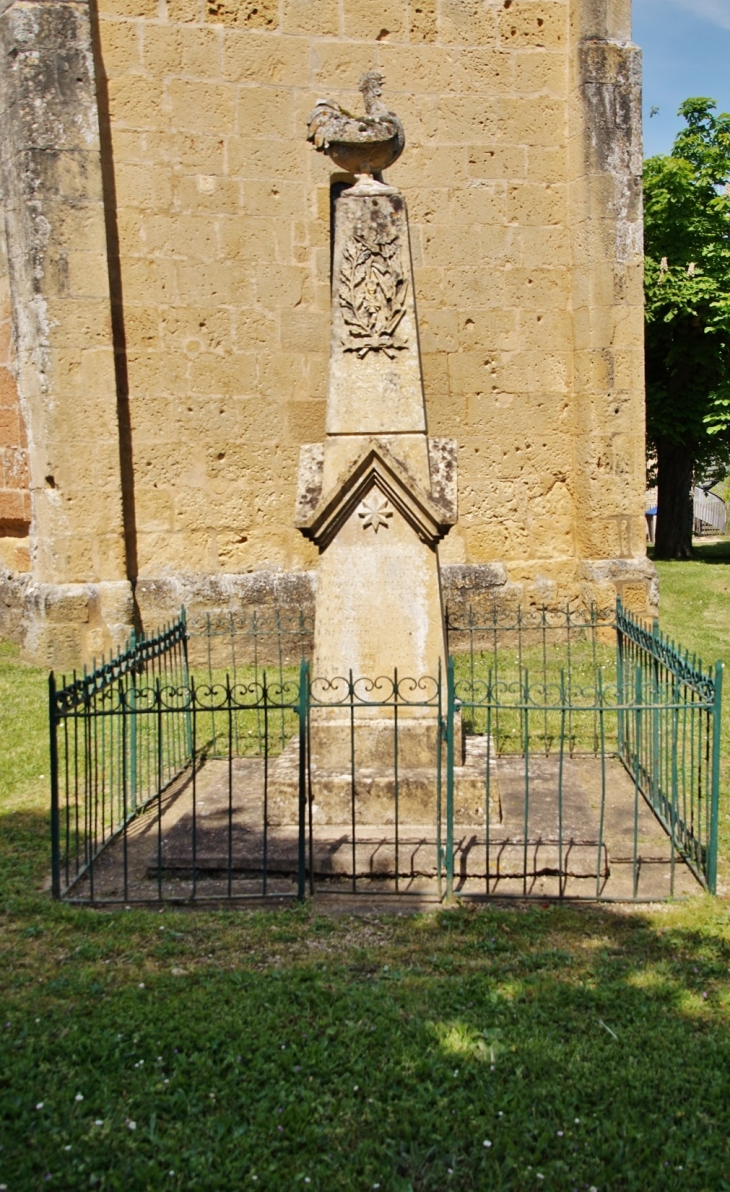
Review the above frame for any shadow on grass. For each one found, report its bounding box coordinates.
[692,539,730,564]
[649,540,730,565]
[1,890,730,1191]
[0,806,50,901]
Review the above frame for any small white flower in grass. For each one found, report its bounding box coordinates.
[575,1118,580,1124]
[127,1119,136,1131]
[169,1172,174,1177]
[64,1145,72,1151]
[557,1130,564,1137]
[498,1111,503,1117]
[483,1140,492,1148]
[139,983,145,989]
[453,1069,459,1077]
[36,1102,44,1110]
[94,1120,103,1126]
[353,1085,359,1092]
[305,1180,311,1185]
[75,1093,84,1102]
[536,1176,544,1182]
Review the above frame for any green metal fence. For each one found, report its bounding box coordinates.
[49,616,308,904]
[186,610,312,757]
[307,669,445,898]
[617,602,723,894]
[445,600,723,897]
[49,601,723,904]
[49,616,191,901]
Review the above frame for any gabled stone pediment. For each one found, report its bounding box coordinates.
[295,439,456,550]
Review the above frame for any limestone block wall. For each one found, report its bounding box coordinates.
[568,0,650,613]
[0,0,133,662]
[0,207,30,574]
[0,0,654,661]
[89,0,650,620]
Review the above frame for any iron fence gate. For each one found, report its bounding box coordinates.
[49,602,723,905]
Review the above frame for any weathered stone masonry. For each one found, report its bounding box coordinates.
[0,0,133,660]
[0,0,655,666]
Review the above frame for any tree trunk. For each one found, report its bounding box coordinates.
[654,437,695,559]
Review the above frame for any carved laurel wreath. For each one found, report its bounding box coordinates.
[339,219,408,359]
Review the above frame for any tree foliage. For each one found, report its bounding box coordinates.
[643,99,730,556]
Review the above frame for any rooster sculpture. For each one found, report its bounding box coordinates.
[307,71,405,181]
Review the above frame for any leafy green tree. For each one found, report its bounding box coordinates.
[644,98,730,558]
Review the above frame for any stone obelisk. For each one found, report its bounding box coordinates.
[296,72,456,781]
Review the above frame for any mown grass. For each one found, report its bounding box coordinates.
[3,903,730,1190]
[1,551,730,1190]
[652,539,730,885]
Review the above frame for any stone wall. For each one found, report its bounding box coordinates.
[0,0,133,663]
[568,0,648,612]
[0,0,654,665]
[95,0,586,583]
[0,204,30,574]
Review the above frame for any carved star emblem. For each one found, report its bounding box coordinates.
[358,492,393,533]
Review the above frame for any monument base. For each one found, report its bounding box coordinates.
[266,732,500,828]
[309,712,459,771]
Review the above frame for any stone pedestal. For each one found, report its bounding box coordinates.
[265,731,499,830]
[296,176,457,810]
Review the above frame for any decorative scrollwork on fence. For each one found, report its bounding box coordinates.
[617,605,716,702]
[310,672,440,707]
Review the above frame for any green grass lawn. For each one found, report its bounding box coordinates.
[1,553,730,1191]
[652,540,730,886]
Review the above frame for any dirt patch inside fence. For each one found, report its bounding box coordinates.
[67,738,703,905]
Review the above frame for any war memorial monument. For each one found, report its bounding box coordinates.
[0,0,654,666]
